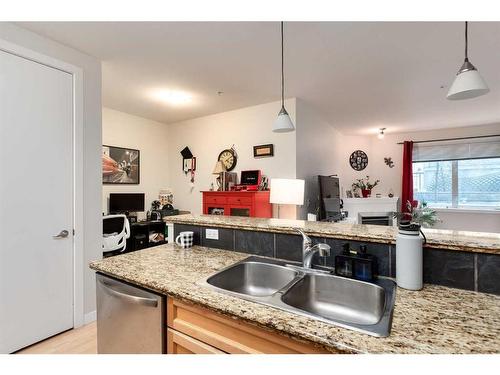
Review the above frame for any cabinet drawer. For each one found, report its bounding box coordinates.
[166,297,331,354]
[167,328,225,354]
[227,196,252,205]
[204,195,227,205]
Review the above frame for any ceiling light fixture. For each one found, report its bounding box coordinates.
[152,89,192,105]
[378,128,386,139]
[272,21,295,133]
[447,22,489,100]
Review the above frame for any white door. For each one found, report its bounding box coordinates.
[0,49,74,353]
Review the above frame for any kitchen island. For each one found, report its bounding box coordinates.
[90,244,500,354]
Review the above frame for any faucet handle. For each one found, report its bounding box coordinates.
[295,228,312,246]
[315,243,331,257]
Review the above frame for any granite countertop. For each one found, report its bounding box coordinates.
[90,244,500,354]
[165,214,500,255]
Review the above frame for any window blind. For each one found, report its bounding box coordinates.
[412,136,500,162]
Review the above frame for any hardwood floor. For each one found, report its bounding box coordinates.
[16,322,97,354]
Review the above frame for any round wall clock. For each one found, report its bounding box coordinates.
[218,148,237,171]
[349,150,368,171]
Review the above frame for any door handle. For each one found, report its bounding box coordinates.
[53,230,69,239]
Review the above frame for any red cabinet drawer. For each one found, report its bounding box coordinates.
[227,196,252,205]
[204,195,227,204]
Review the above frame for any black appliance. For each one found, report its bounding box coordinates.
[133,234,148,250]
[318,175,342,221]
[109,193,145,213]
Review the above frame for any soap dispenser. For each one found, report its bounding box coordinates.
[353,245,377,282]
[335,243,354,278]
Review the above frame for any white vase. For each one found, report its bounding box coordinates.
[396,228,424,290]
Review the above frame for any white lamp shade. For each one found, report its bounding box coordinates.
[272,109,295,133]
[212,160,226,174]
[270,178,305,205]
[447,69,490,100]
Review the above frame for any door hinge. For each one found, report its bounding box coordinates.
[73,229,75,236]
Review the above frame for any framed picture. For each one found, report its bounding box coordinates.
[253,144,274,158]
[102,145,140,184]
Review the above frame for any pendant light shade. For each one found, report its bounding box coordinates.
[447,22,489,100]
[273,106,295,132]
[447,63,489,100]
[273,22,295,133]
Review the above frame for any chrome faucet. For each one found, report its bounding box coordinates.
[295,228,331,268]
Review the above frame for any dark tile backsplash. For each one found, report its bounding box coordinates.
[275,233,302,261]
[477,254,500,295]
[234,230,274,257]
[423,249,475,290]
[201,227,234,250]
[172,223,499,295]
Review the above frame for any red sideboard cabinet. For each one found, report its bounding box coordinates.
[202,191,272,218]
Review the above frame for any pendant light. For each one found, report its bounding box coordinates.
[447,22,489,100]
[273,21,295,133]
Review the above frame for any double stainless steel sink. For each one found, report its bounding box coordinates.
[201,256,396,337]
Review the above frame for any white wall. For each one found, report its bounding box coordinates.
[167,99,297,218]
[102,108,169,218]
[295,99,343,219]
[0,23,102,316]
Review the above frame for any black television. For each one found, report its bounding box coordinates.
[109,193,145,213]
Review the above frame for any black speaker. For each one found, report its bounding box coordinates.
[133,234,148,250]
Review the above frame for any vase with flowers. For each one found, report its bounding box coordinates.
[352,176,380,198]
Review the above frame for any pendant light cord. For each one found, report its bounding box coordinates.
[464,21,468,60]
[281,21,285,108]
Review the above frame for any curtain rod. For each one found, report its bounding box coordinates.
[396,134,500,145]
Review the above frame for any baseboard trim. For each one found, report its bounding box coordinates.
[84,311,96,325]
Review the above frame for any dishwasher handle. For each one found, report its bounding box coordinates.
[98,278,158,307]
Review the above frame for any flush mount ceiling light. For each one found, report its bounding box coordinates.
[151,89,192,105]
[378,128,386,139]
[447,22,489,100]
[273,21,295,133]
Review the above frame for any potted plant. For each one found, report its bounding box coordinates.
[352,176,380,198]
[394,201,440,232]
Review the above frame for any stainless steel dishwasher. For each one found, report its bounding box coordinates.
[96,273,164,353]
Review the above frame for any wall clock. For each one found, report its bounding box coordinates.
[218,147,237,172]
[349,150,368,171]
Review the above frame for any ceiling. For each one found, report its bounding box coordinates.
[17,21,500,135]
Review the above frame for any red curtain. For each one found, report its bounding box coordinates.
[401,141,414,212]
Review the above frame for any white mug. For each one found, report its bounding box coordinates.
[175,231,194,248]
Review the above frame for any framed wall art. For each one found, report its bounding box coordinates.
[102,145,140,184]
[253,144,274,158]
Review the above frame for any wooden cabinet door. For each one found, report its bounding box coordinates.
[167,297,331,354]
[167,329,225,354]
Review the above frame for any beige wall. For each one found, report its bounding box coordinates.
[167,99,297,218]
[102,107,169,218]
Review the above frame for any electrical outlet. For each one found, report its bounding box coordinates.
[205,228,219,240]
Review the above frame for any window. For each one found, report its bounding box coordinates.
[413,158,500,208]
[412,137,500,210]
[413,161,453,208]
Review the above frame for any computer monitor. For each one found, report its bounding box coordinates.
[109,193,145,213]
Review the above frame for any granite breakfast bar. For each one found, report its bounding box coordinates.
[90,244,500,354]
[166,214,500,294]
